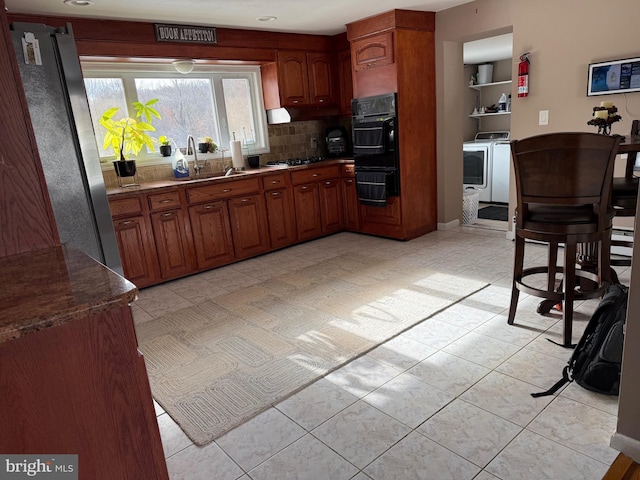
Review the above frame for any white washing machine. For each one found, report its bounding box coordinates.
[463,131,510,203]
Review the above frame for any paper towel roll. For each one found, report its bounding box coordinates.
[230,140,244,169]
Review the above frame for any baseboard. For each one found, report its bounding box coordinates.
[610,432,640,464]
[438,219,461,230]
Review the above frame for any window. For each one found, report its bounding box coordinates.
[81,62,269,164]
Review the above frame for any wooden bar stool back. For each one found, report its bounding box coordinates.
[508,132,622,346]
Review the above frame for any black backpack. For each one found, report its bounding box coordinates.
[532,283,628,398]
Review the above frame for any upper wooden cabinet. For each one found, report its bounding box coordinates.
[262,50,336,109]
[351,32,394,71]
[337,49,354,116]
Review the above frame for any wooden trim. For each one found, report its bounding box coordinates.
[603,453,640,480]
[346,9,435,41]
[7,13,340,59]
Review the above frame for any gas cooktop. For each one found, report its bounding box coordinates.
[265,156,326,167]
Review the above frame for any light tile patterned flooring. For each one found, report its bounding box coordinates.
[133,224,626,480]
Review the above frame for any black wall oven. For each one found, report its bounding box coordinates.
[352,93,399,206]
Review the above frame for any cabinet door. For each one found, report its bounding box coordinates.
[337,49,354,116]
[341,177,360,231]
[188,202,235,270]
[293,183,322,241]
[150,209,195,280]
[351,32,394,71]
[112,215,159,288]
[264,188,297,249]
[228,194,270,260]
[277,50,310,106]
[307,52,335,105]
[319,178,343,233]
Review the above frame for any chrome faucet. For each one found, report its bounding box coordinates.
[223,164,234,176]
[187,135,204,177]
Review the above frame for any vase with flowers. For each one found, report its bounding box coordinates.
[587,101,622,135]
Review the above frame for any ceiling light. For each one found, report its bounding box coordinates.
[172,60,194,74]
[63,0,94,6]
[257,16,277,22]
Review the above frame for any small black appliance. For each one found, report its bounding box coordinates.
[325,126,349,157]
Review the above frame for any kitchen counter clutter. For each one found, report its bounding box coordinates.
[0,245,169,479]
[106,158,358,288]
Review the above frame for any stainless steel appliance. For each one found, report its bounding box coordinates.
[10,22,122,274]
[351,93,400,203]
[463,131,510,203]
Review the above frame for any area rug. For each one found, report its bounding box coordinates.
[136,252,487,445]
[478,205,509,221]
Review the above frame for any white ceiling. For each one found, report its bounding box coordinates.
[6,0,512,63]
[6,0,474,36]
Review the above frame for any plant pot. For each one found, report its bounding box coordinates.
[198,142,210,154]
[113,159,137,177]
[160,145,172,157]
[247,155,260,168]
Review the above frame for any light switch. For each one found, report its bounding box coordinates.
[539,110,549,126]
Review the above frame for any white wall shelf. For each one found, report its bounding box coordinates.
[469,79,512,90]
[469,111,511,118]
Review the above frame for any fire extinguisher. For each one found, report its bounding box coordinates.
[518,53,530,98]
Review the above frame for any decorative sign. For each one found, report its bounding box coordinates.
[154,24,217,44]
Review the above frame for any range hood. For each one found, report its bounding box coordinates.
[266,104,341,124]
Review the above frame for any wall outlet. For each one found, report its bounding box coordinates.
[539,110,549,126]
[310,137,318,149]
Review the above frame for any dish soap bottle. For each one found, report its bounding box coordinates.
[498,93,507,112]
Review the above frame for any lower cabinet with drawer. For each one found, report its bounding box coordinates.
[150,208,196,280]
[109,195,160,288]
[341,164,360,231]
[291,165,342,241]
[189,201,235,270]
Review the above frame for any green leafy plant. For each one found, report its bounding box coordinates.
[159,135,171,146]
[100,99,161,161]
[203,136,218,153]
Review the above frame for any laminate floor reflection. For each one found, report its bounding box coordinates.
[133,226,626,480]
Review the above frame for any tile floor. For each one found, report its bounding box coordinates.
[133,223,627,480]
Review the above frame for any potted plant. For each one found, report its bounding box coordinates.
[159,135,172,157]
[100,98,161,176]
[198,136,219,154]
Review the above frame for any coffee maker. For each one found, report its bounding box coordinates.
[325,126,349,157]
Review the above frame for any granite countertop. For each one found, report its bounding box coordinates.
[0,245,137,344]
[106,158,354,197]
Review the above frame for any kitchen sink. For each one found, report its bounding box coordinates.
[170,171,247,181]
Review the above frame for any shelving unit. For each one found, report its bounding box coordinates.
[469,79,512,118]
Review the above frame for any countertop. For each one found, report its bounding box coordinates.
[106,158,354,197]
[0,245,137,344]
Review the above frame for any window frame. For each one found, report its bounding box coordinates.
[80,61,270,168]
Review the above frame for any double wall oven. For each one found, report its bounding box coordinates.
[352,93,400,206]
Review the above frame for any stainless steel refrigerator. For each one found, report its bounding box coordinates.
[10,22,122,275]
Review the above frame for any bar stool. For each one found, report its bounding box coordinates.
[508,132,622,347]
[610,120,639,282]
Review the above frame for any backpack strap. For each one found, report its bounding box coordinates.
[531,365,572,397]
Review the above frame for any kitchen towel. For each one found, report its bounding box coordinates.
[230,140,244,169]
[353,121,385,155]
[356,171,388,207]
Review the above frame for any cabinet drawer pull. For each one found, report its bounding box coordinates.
[119,220,134,226]
[203,205,214,210]
[270,180,280,184]
[161,212,175,218]
[301,186,310,191]
[241,198,249,202]
[312,173,320,177]
[325,181,332,185]
[159,199,173,203]
[346,179,353,184]
[271,192,281,197]
[222,188,232,193]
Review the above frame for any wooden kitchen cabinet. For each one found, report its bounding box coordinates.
[109,195,160,288]
[341,165,360,231]
[188,201,235,270]
[292,165,342,240]
[351,31,394,71]
[263,174,297,249]
[228,193,270,260]
[319,178,343,233]
[337,48,354,116]
[150,208,196,281]
[263,50,336,108]
[293,182,323,241]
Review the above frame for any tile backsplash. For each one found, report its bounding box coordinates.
[103,118,352,188]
